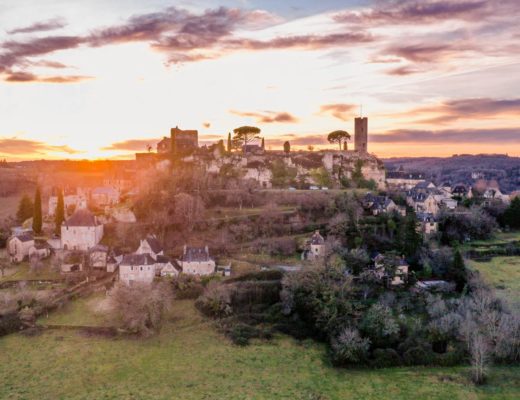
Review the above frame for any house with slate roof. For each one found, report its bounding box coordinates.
[136,234,164,261]
[61,209,104,251]
[177,245,216,275]
[7,233,34,263]
[119,253,157,285]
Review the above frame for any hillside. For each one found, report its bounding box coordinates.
[383,154,520,192]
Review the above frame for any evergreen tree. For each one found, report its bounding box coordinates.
[283,141,290,154]
[501,197,520,229]
[54,189,65,236]
[227,132,232,153]
[32,187,42,234]
[261,137,265,150]
[448,249,467,292]
[401,209,422,260]
[16,194,33,224]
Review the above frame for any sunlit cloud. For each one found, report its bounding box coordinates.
[318,104,357,121]
[0,137,80,155]
[101,138,162,152]
[230,110,299,124]
[7,17,67,34]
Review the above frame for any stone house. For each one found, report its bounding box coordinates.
[119,253,156,285]
[91,187,120,207]
[302,231,326,261]
[407,192,440,215]
[89,244,109,270]
[7,233,34,263]
[158,256,181,277]
[28,241,51,260]
[417,212,438,236]
[177,246,216,276]
[362,193,404,216]
[48,193,87,216]
[136,235,164,260]
[61,209,104,251]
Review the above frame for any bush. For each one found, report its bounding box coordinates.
[195,282,232,318]
[227,323,269,346]
[172,274,204,299]
[403,345,435,366]
[330,327,370,366]
[107,282,172,336]
[371,348,402,368]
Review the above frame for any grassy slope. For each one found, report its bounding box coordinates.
[467,256,520,303]
[1,300,519,400]
[0,195,20,220]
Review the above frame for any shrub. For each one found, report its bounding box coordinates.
[331,327,370,366]
[360,303,400,348]
[195,282,232,318]
[228,323,262,346]
[107,282,172,336]
[172,274,204,299]
[371,348,402,368]
[403,345,435,366]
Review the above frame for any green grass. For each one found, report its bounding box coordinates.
[468,231,520,247]
[467,256,520,303]
[38,293,109,327]
[0,260,62,283]
[1,300,519,399]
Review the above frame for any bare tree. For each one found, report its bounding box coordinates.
[470,334,491,385]
[107,282,172,337]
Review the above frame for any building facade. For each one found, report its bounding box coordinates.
[61,209,104,251]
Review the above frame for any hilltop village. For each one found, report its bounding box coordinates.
[1,117,519,386]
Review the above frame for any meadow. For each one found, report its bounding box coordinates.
[467,256,520,303]
[0,300,518,399]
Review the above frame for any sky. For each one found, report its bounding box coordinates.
[0,0,519,160]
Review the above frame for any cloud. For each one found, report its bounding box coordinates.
[4,71,92,83]
[384,43,463,63]
[267,134,329,147]
[371,127,520,143]
[7,17,67,34]
[334,1,494,26]
[400,98,520,123]
[101,138,162,151]
[386,65,423,75]
[0,138,80,155]
[230,110,298,123]
[0,6,373,80]
[318,103,357,121]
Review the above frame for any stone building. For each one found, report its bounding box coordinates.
[177,246,216,276]
[302,231,326,261]
[136,235,164,261]
[119,253,156,285]
[7,233,34,263]
[61,209,104,251]
[354,117,368,153]
[171,126,198,154]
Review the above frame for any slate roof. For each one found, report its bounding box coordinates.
[181,247,211,262]
[144,235,163,254]
[310,231,325,245]
[64,209,99,227]
[416,212,436,222]
[89,244,108,253]
[15,233,34,242]
[121,253,156,266]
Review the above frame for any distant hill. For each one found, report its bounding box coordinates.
[383,154,520,193]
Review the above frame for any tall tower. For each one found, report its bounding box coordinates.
[354,117,368,153]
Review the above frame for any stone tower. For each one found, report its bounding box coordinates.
[354,117,368,153]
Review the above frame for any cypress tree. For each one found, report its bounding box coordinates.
[32,187,42,234]
[16,194,34,224]
[55,189,65,236]
[502,197,520,229]
[283,141,290,154]
[449,249,467,292]
[261,137,265,150]
[401,209,422,259]
[227,132,232,153]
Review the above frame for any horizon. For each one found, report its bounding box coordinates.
[1,0,520,161]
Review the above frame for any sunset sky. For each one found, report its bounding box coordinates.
[1,0,519,160]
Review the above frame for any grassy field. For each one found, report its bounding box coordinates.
[0,260,62,283]
[1,299,518,399]
[468,256,520,303]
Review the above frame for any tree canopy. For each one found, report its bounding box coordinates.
[327,130,351,150]
[233,126,261,152]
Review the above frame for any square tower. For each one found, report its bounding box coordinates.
[354,117,368,153]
